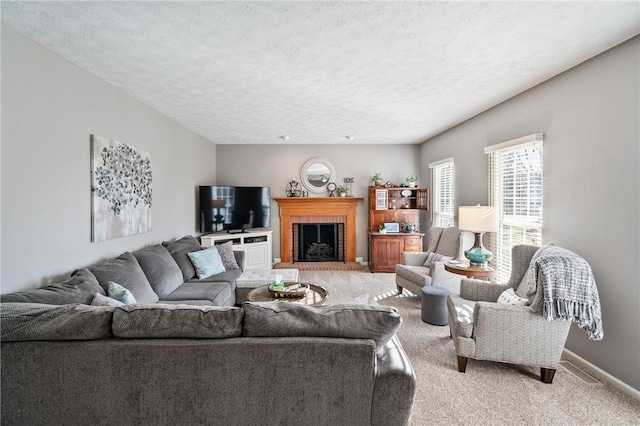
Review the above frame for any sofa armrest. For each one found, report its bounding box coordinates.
[460,279,508,302]
[372,335,416,426]
[401,252,429,267]
[233,251,246,271]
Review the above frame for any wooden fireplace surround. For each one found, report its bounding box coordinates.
[274,197,362,263]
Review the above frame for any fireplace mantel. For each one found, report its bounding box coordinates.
[274,197,362,263]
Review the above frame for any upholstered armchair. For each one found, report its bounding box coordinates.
[446,245,572,383]
[395,227,474,296]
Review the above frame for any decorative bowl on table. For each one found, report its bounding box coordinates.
[268,282,310,298]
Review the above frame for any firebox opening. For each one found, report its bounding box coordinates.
[294,223,345,263]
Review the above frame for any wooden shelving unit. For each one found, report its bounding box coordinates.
[368,186,428,273]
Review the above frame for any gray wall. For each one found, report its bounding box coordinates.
[216,144,421,261]
[1,26,217,292]
[419,36,639,390]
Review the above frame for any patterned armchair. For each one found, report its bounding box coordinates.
[395,227,473,296]
[446,245,571,383]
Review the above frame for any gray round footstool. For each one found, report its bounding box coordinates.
[421,285,451,326]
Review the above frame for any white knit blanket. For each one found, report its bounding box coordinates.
[526,243,603,341]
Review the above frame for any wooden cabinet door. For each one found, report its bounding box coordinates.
[370,236,403,273]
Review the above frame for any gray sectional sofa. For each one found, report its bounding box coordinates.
[1,235,244,307]
[0,235,417,425]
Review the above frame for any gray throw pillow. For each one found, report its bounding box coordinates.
[0,268,104,305]
[162,235,203,281]
[89,252,159,304]
[242,302,402,351]
[133,244,184,297]
[0,303,114,341]
[216,241,240,270]
[112,304,244,339]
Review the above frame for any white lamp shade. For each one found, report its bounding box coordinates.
[458,206,498,233]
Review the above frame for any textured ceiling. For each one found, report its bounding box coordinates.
[2,1,638,145]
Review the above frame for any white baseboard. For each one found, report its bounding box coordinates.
[355,257,363,263]
[273,258,281,264]
[562,349,640,401]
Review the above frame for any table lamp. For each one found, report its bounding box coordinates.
[458,205,498,267]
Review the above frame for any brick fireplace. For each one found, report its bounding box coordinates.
[274,197,362,263]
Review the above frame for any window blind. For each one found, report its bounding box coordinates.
[486,135,543,282]
[429,158,455,228]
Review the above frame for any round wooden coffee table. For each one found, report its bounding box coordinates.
[247,282,328,306]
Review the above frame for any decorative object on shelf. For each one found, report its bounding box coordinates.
[337,185,348,197]
[91,134,152,242]
[378,223,387,233]
[384,181,395,188]
[401,222,416,233]
[286,180,302,197]
[326,182,337,197]
[459,205,499,267]
[343,177,354,196]
[384,222,400,233]
[369,172,383,186]
[405,175,418,188]
[401,189,412,197]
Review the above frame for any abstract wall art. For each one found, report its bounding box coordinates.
[91,135,152,242]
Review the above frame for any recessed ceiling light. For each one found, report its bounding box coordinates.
[345,135,355,141]
[280,135,290,141]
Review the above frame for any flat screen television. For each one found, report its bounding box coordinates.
[199,186,271,233]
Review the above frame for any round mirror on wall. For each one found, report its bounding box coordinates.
[300,158,335,193]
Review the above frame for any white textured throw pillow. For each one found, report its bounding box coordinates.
[423,252,453,268]
[497,288,529,306]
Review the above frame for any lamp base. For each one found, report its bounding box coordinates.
[464,232,493,267]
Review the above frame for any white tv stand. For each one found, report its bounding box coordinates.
[200,229,273,270]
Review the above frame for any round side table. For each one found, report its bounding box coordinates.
[444,261,495,279]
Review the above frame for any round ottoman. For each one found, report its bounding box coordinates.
[421,285,451,326]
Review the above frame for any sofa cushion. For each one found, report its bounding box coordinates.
[112,304,243,339]
[161,282,235,307]
[186,268,242,288]
[133,244,184,298]
[162,235,202,281]
[242,302,402,350]
[107,282,137,304]
[0,303,113,341]
[89,252,159,304]
[188,245,226,279]
[91,293,125,307]
[0,269,103,305]
[216,241,240,270]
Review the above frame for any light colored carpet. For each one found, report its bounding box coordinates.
[299,270,640,425]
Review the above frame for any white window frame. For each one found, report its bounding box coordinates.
[485,134,543,282]
[429,158,455,228]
